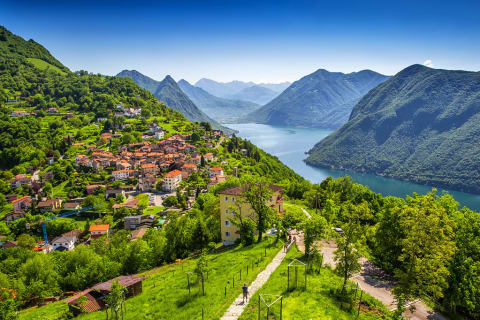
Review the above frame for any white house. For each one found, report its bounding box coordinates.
[162,169,182,191]
[52,230,82,251]
[112,169,134,180]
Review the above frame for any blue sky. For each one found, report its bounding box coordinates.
[1,0,479,83]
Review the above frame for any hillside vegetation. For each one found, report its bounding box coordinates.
[19,239,282,320]
[240,69,389,129]
[116,70,233,133]
[306,64,480,194]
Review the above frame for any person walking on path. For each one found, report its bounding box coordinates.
[242,283,249,303]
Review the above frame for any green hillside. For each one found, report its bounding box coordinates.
[19,239,282,320]
[26,58,67,75]
[306,64,480,194]
[240,69,389,129]
[117,70,234,133]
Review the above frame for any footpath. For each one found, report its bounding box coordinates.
[220,242,292,320]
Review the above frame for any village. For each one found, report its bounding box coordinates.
[1,120,231,252]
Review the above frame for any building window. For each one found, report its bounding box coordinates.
[225,220,230,226]
[225,231,230,237]
[225,209,228,214]
[232,197,235,202]
[225,196,228,201]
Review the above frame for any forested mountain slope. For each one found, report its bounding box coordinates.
[240,69,389,128]
[306,64,480,193]
[117,70,233,133]
[177,79,259,122]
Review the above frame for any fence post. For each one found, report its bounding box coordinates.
[247,265,249,275]
[240,269,242,280]
[357,290,363,317]
[188,273,191,295]
[287,266,290,291]
[233,276,235,288]
[280,296,283,320]
[265,247,266,257]
[225,286,226,297]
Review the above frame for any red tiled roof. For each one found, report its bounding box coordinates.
[11,196,30,204]
[164,169,182,178]
[89,224,110,232]
[92,275,145,292]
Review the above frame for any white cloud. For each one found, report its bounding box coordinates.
[423,59,434,68]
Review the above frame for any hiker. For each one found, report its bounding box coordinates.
[242,283,249,303]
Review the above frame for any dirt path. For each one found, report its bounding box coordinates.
[220,245,291,320]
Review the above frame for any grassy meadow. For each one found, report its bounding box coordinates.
[239,246,390,320]
[19,237,282,320]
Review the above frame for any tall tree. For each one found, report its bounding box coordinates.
[240,176,274,243]
[334,202,370,293]
[392,192,456,310]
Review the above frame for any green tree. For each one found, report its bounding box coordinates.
[392,192,456,309]
[16,234,36,249]
[163,196,178,207]
[240,176,274,243]
[301,215,327,258]
[105,280,126,320]
[195,250,208,295]
[334,202,370,293]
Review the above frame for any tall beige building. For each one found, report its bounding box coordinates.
[219,185,284,245]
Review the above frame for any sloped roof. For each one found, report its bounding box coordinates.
[89,224,109,232]
[219,184,284,196]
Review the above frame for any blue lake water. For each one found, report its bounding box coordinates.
[226,123,480,211]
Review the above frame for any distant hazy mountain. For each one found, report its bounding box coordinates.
[239,69,389,129]
[227,85,279,105]
[195,78,290,99]
[117,70,232,133]
[306,64,480,193]
[177,79,259,123]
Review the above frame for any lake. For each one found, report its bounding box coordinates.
[226,123,480,211]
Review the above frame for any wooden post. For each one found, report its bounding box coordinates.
[121,302,124,320]
[266,306,269,320]
[287,267,290,291]
[280,296,283,320]
[357,290,363,317]
[105,309,108,320]
[258,295,261,320]
[202,307,204,320]
[225,286,226,297]
[240,269,242,280]
[295,266,298,288]
[233,276,235,288]
[188,273,191,295]
[202,277,205,296]
[305,267,307,290]
[247,265,249,275]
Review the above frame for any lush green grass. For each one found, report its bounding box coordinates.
[51,180,69,198]
[239,247,390,320]
[26,58,66,75]
[19,238,283,320]
[143,206,164,216]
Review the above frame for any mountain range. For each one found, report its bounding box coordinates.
[116,70,233,133]
[306,64,480,193]
[195,78,290,105]
[177,79,260,123]
[239,69,389,129]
